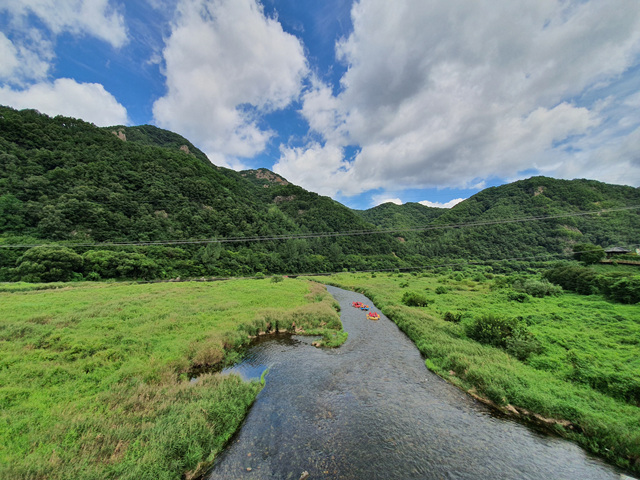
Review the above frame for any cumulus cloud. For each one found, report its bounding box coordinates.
[274,143,355,197]
[419,198,466,209]
[371,196,403,206]
[0,78,129,126]
[1,0,127,49]
[0,1,129,124]
[0,29,54,85]
[153,0,308,163]
[276,0,640,196]
[0,33,20,80]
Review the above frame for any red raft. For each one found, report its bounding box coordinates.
[352,301,364,308]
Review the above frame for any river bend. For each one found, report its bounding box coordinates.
[207,286,630,479]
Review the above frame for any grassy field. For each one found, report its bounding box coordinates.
[314,269,640,474]
[0,278,343,480]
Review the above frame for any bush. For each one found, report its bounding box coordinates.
[83,249,160,280]
[514,278,562,297]
[573,243,606,265]
[465,313,541,360]
[443,311,462,323]
[401,291,431,307]
[505,333,542,361]
[435,286,448,295]
[13,246,83,282]
[270,275,284,283]
[607,276,640,304]
[545,265,639,303]
[465,314,520,348]
[507,290,530,303]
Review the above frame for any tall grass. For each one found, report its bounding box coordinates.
[316,271,640,474]
[0,278,344,479]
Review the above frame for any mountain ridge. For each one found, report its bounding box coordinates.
[1,105,638,281]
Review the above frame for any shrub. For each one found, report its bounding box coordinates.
[401,291,431,307]
[254,272,265,279]
[514,278,562,297]
[270,275,284,283]
[465,313,541,360]
[507,290,530,303]
[435,286,448,295]
[85,271,101,281]
[573,243,606,265]
[607,276,640,304]
[443,311,462,323]
[465,314,520,348]
[505,333,542,361]
[545,265,639,303]
[13,246,84,282]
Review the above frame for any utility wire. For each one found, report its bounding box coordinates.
[129,243,640,284]
[1,205,639,249]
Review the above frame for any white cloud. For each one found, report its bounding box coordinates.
[0,0,128,90]
[205,151,251,171]
[274,143,355,197]
[153,0,308,163]
[419,198,466,209]
[0,78,129,126]
[1,0,127,49]
[0,1,129,120]
[0,29,54,85]
[372,196,403,206]
[0,33,20,80]
[279,0,640,196]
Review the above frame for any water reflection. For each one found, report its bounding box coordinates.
[207,286,632,479]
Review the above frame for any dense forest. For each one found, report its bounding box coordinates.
[1,105,639,282]
[360,177,640,262]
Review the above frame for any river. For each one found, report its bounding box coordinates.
[206,286,632,479]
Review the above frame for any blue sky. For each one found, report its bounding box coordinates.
[1,1,639,210]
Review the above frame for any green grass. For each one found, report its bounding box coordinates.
[0,278,344,480]
[313,271,640,474]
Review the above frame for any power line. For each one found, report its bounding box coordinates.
[130,244,640,284]
[1,205,639,249]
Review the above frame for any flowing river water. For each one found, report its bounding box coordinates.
[207,286,633,479]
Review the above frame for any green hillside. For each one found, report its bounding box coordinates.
[1,105,639,282]
[379,177,640,264]
[0,106,401,281]
[356,201,446,229]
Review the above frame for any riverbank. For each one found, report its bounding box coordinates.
[0,278,344,480]
[312,271,640,475]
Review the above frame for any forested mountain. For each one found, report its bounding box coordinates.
[386,177,640,263]
[1,105,638,281]
[0,106,400,280]
[356,202,447,229]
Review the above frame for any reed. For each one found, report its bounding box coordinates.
[0,278,344,479]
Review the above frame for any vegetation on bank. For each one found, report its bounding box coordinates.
[0,278,344,480]
[313,265,640,474]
